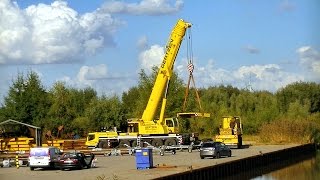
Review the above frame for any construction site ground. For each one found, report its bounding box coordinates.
[0,144,298,180]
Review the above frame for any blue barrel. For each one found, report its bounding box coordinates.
[135,148,153,169]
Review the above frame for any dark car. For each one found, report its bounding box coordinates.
[59,152,95,170]
[200,141,231,159]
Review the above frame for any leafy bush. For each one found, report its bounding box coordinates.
[259,118,320,144]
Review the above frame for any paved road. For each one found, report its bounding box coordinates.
[0,144,298,180]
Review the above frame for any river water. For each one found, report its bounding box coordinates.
[252,151,320,180]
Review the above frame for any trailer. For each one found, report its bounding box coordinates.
[121,141,203,156]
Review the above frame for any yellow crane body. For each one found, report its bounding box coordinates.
[130,19,191,135]
[215,116,243,148]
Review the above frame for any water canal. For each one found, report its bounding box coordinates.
[252,150,320,180]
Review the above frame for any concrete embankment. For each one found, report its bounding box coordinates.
[155,143,316,180]
[0,144,315,180]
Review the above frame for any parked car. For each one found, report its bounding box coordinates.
[28,147,63,170]
[200,141,232,159]
[59,152,95,170]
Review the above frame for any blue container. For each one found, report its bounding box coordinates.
[135,148,153,169]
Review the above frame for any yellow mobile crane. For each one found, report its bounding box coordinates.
[86,19,197,149]
[129,19,191,135]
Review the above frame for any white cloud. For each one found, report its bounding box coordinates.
[76,64,108,86]
[139,44,164,73]
[234,64,303,91]
[237,64,280,79]
[176,60,304,92]
[81,64,108,80]
[137,36,148,50]
[297,46,320,80]
[180,46,318,92]
[0,0,123,65]
[58,64,136,97]
[101,0,184,15]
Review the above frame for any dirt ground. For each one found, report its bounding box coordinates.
[0,144,297,180]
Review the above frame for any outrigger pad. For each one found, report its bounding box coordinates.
[177,112,210,118]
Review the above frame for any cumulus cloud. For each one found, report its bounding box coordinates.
[57,64,110,87]
[236,64,280,79]
[59,64,136,96]
[234,64,303,91]
[139,44,164,73]
[101,0,184,15]
[176,60,304,92]
[77,64,108,86]
[297,46,320,80]
[0,0,123,65]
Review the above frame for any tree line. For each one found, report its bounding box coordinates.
[0,70,320,143]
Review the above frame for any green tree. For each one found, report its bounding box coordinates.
[253,91,278,123]
[44,83,96,137]
[71,116,91,137]
[46,82,75,134]
[286,100,310,120]
[3,71,49,125]
[276,82,320,114]
[69,87,96,117]
[122,67,185,120]
[0,106,6,122]
[86,96,125,131]
[122,87,140,119]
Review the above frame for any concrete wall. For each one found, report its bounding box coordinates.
[156,143,316,180]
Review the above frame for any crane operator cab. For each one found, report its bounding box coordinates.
[127,120,139,133]
[165,117,179,133]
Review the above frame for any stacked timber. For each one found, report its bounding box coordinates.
[62,139,87,150]
[0,138,88,152]
[0,137,36,152]
[44,139,87,150]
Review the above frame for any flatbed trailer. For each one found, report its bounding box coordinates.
[121,141,203,156]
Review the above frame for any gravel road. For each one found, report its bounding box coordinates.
[0,144,297,180]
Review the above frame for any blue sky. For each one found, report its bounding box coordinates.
[0,0,319,104]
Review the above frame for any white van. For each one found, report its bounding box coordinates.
[28,147,62,170]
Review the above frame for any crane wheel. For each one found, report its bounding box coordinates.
[164,138,176,146]
[98,141,109,149]
[119,140,130,148]
[151,139,163,147]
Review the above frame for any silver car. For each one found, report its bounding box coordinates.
[200,141,232,159]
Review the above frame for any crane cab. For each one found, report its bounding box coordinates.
[165,117,179,134]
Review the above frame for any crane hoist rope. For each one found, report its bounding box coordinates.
[179,28,210,118]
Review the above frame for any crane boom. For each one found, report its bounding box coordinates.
[141,19,191,123]
[85,19,204,149]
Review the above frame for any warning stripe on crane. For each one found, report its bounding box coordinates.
[177,136,183,145]
[187,63,194,73]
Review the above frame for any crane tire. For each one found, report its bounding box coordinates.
[98,141,108,149]
[119,140,130,148]
[164,138,177,146]
[151,139,163,147]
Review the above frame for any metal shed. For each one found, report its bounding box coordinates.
[0,119,42,146]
